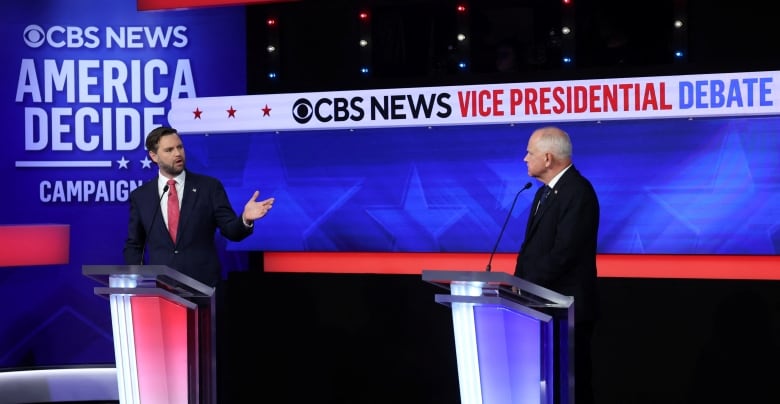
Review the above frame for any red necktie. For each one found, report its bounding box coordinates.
[167,179,179,242]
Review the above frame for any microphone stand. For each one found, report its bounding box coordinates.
[486,182,532,272]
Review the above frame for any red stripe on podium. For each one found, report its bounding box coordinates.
[0,224,70,267]
[131,296,189,403]
[263,252,780,281]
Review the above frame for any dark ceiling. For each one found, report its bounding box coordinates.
[245,0,779,93]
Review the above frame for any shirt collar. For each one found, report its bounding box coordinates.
[547,164,572,189]
[158,171,186,191]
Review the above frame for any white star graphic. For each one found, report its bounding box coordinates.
[117,156,129,169]
[141,156,152,169]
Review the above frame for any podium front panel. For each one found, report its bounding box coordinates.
[423,270,572,404]
[474,305,554,404]
[83,265,212,404]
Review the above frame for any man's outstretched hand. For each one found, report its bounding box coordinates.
[242,190,275,224]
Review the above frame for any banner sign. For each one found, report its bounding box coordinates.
[169,70,780,133]
[137,0,295,11]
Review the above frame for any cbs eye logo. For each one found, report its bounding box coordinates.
[23,25,46,48]
[292,98,313,124]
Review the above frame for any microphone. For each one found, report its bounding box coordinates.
[486,181,532,272]
[141,184,169,264]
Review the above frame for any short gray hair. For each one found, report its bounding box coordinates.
[536,126,572,159]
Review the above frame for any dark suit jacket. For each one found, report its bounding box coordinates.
[515,166,600,323]
[123,171,253,287]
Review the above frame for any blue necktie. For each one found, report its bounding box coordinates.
[535,186,552,215]
[541,186,552,203]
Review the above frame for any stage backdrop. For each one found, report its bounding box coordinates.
[0,0,246,368]
[167,71,780,255]
[2,0,779,372]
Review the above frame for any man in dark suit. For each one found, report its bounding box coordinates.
[123,126,275,284]
[122,125,274,403]
[515,126,600,404]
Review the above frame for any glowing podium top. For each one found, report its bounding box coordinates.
[82,264,214,308]
[421,269,572,310]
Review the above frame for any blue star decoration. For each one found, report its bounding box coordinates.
[364,165,468,251]
[140,156,152,169]
[628,129,778,254]
[116,156,129,169]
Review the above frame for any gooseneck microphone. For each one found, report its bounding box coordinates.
[486,181,533,272]
[140,184,169,264]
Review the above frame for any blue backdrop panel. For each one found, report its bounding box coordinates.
[0,0,246,367]
[194,116,780,255]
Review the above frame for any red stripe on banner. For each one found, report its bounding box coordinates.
[137,0,297,11]
[0,224,70,267]
[596,254,780,280]
[263,252,780,281]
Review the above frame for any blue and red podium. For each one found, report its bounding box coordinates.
[83,265,215,404]
[422,270,574,404]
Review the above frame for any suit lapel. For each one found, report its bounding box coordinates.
[534,189,554,221]
[524,168,578,238]
[178,173,200,242]
[146,181,170,236]
[525,185,546,237]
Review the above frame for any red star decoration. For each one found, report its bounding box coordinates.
[227,106,237,118]
[193,107,202,119]
[261,104,272,117]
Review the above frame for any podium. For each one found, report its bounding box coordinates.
[422,270,574,404]
[83,265,215,404]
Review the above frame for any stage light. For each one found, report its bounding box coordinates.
[458,61,467,69]
[357,7,372,76]
[457,33,466,42]
[266,45,275,53]
[561,26,571,35]
[268,72,277,79]
[674,51,685,58]
[456,4,466,13]
[562,57,572,64]
[266,18,276,26]
[674,19,684,28]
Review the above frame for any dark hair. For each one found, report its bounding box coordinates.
[145,126,178,152]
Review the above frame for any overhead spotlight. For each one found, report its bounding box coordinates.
[267,45,276,53]
[267,72,277,79]
[457,34,466,42]
[674,50,685,58]
[266,18,276,26]
[360,67,370,74]
[359,39,368,47]
[562,56,573,64]
[674,19,684,28]
[561,26,571,35]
